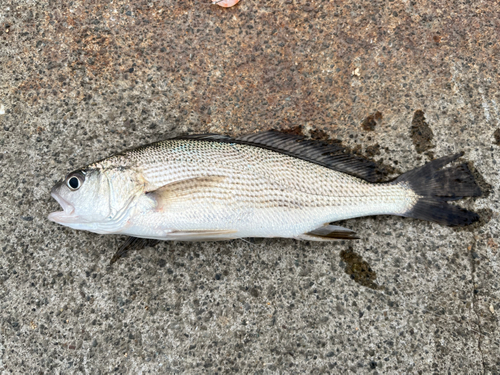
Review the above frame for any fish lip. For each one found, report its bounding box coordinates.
[48,190,76,223]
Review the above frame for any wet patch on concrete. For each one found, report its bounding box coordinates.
[467,162,493,200]
[340,249,382,290]
[371,161,400,182]
[410,110,434,155]
[309,128,332,141]
[494,129,500,145]
[364,144,381,158]
[452,161,493,231]
[362,143,402,181]
[361,111,382,131]
[458,207,494,232]
[280,125,305,136]
[475,208,494,226]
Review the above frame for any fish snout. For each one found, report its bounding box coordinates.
[48,183,76,223]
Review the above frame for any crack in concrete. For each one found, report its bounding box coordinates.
[469,237,486,374]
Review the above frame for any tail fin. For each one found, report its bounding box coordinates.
[395,153,482,226]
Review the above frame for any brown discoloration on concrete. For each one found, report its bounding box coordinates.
[494,129,500,145]
[340,249,382,290]
[6,0,500,136]
[361,111,383,131]
[410,110,434,154]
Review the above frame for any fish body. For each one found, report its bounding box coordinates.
[48,132,481,241]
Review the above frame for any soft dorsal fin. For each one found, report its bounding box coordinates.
[174,134,233,142]
[174,131,381,182]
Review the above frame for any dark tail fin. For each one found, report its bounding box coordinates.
[394,153,482,226]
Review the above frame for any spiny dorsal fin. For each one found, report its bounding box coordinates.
[174,131,381,182]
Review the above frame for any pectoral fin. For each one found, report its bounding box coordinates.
[147,176,227,211]
[297,224,358,241]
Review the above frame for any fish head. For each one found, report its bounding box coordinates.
[48,167,142,234]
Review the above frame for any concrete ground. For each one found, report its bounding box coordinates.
[1,0,499,373]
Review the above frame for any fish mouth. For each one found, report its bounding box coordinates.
[48,191,77,224]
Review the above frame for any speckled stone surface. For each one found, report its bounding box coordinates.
[1,0,499,373]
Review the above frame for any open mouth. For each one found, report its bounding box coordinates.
[48,191,76,224]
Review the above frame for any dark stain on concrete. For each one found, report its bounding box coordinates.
[494,129,500,145]
[340,249,382,290]
[361,111,382,131]
[475,208,494,227]
[467,162,493,200]
[280,125,305,136]
[309,128,331,141]
[456,161,494,230]
[410,110,434,154]
[364,144,381,158]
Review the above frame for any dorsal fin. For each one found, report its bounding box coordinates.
[173,131,381,182]
[174,134,234,142]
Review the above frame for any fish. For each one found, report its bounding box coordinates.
[48,131,482,247]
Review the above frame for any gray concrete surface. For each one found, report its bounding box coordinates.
[1,0,499,373]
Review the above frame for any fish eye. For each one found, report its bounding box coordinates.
[68,176,80,190]
[65,171,85,191]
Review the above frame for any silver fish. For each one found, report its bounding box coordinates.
[48,132,481,242]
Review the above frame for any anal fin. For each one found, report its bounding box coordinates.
[297,225,358,241]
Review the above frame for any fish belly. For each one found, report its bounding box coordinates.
[122,179,413,240]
